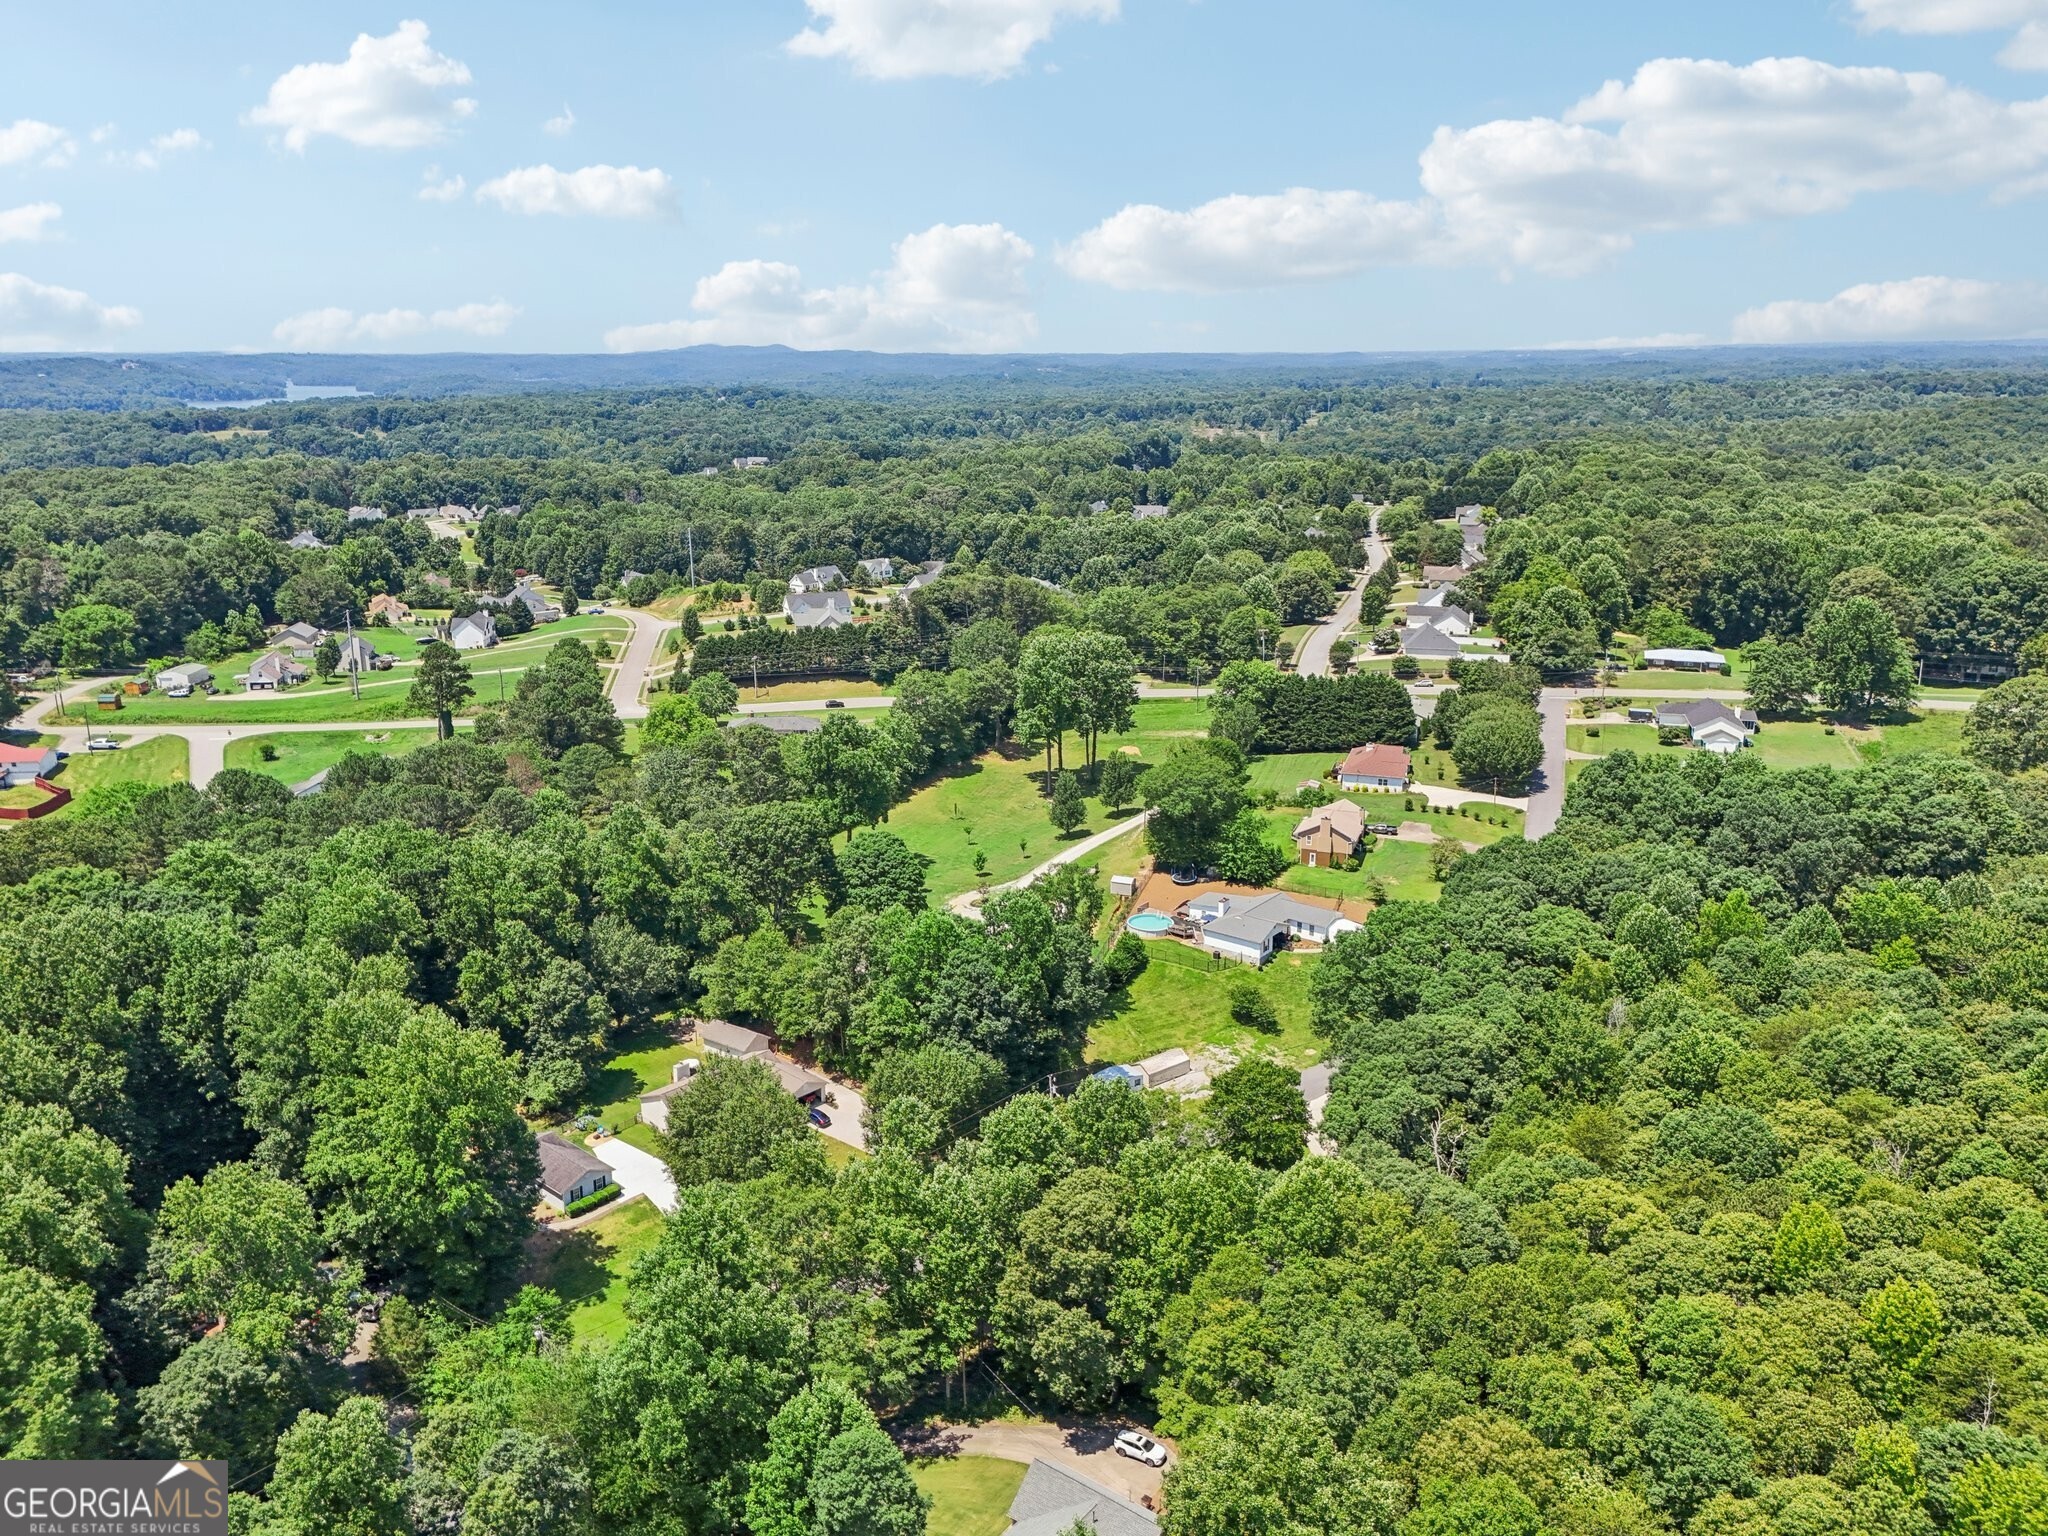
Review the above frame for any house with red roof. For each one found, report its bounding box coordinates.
[1335,743,1411,792]
[0,742,59,787]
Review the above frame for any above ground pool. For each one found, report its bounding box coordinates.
[1126,911,1174,935]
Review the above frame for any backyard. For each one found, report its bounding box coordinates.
[50,735,190,796]
[1278,836,1443,904]
[516,1196,665,1349]
[1088,939,1322,1069]
[563,1025,695,1155]
[1570,720,1872,771]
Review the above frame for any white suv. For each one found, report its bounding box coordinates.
[1113,1429,1166,1467]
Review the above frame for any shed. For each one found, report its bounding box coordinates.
[1136,1048,1192,1088]
[1109,874,1138,899]
[157,664,212,696]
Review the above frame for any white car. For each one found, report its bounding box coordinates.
[85,736,120,751]
[1113,1429,1167,1467]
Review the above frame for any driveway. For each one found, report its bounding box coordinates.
[947,810,1151,918]
[587,1135,677,1214]
[1525,688,1571,838]
[898,1419,1168,1508]
[606,608,674,720]
[815,1078,868,1153]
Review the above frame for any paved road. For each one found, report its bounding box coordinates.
[901,1421,1167,1507]
[1525,688,1572,839]
[1292,509,1387,679]
[947,810,1152,918]
[607,608,673,719]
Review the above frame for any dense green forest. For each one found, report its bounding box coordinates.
[3,360,2048,1535]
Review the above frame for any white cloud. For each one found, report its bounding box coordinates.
[786,0,1117,80]
[114,127,208,171]
[272,300,520,350]
[1063,55,2048,288]
[474,163,673,218]
[1851,1,2048,68]
[418,167,466,202]
[543,104,575,136]
[247,20,475,150]
[0,204,61,244]
[1536,333,1714,350]
[0,273,140,349]
[0,119,75,168]
[1058,188,1440,291]
[1731,275,2048,342]
[605,222,1036,352]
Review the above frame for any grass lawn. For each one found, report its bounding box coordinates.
[1089,939,1321,1068]
[224,728,438,783]
[1280,837,1442,903]
[912,1456,1028,1536]
[0,782,56,810]
[1102,696,1211,741]
[1570,720,1866,771]
[1855,709,1967,763]
[820,1137,867,1171]
[567,1026,694,1151]
[520,1196,665,1348]
[893,750,1117,898]
[51,735,190,795]
[1247,751,1341,796]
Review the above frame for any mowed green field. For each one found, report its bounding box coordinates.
[517,1196,665,1348]
[1277,835,1443,904]
[223,728,438,784]
[51,735,191,797]
[1570,720,1869,771]
[912,1456,1027,1536]
[1089,939,1321,1068]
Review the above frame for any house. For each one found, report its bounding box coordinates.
[698,1019,771,1059]
[733,456,770,470]
[785,590,854,630]
[1412,583,1457,612]
[1089,500,1109,513]
[1427,605,1475,638]
[497,503,523,517]
[244,652,307,690]
[156,663,212,697]
[855,557,895,584]
[335,634,382,673]
[639,1049,826,1133]
[1655,699,1757,754]
[346,505,386,523]
[1456,504,1484,522]
[290,768,329,798]
[1136,1048,1192,1089]
[1399,622,1464,662]
[508,581,561,623]
[277,621,327,656]
[448,611,499,650]
[1187,891,1355,965]
[1005,1460,1159,1536]
[1293,798,1367,865]
[366,593,412,624]
[535,1132,614,1213]
[896,561,948,601]
[1642,647,1727,671]
[1336,743,1411,791]
[619,569,649,587]
[0,742,59,787]
[1422,563,1466,585]
[404,506,438,520]
[724,713,823,734]
[1131,504,1171,520]
[763,1056,828,1105]
[418,572,453,591]
[1461,524,1488,568]
[788,565,845,593]
[286,530,326,551]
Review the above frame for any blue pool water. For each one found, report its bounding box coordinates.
[1126,911,1174,935]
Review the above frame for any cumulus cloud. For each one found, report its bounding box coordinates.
[1731,275,2048,342]
[0,204,61,244]
[1851,0,2048,68]
[0,119,75,168]
[474,163,673,218]
[1536,333,1714,350]
[0,273,141,349]
[543,104,576,136]
[605,222,1036,352]
[1062,55,2048,289]
[248,20,475,150]
[113,127,208,171]
[418,167,466,202]
[272,300,519,350]
[786,0,1117,80]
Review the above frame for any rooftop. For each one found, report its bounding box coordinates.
[535,1131,610,1199]
[1338,743,1412,779]
[1006,1460,1158,1536]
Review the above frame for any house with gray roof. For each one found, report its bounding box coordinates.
[244,652,307,690]
[855,557,896,584]
[346,505,386,523]
[1187,891,1357,966]
[784,590,853,630]
[276,621,327,657]
[1655,698,1757,753]
[335,634,383,673]
[1004,1459,1158,1536]
[535,1132,614,1212]
[448,611,499,650]
[286,530,326,551]
[789,564,844,593]
[1131,504,1171,520]
[724,713,823,735]
[1400,622,1464,661]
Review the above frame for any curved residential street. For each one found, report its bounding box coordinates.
[1294,507,1387,679]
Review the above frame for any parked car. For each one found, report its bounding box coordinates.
[86,737,120,751]
[1367,823,1399,836]
[1114,1429,1167,1467]
[807,1105,832,1128]
[586,605,606,614]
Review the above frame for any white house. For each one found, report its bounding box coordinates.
[1186,891,1355,966]
[1400,623,1463,662]
[1692,716,1750,754]
[1427,606,1475,638]
[535,1132,613,1213]
[1336,743,1412,791]
[286,530,326,551]
[244,652,307,690]
[1655,698,1756,754]
[0,742,59,787]
[448,611,499,650]
[733,456,770,470]
[277,621,326,657]
[785,590,854,630]
[788,565,844,593]
[156,664,212,697]
[855,557,895,584]
[335,634,381,674]
[1642,647,1727,671]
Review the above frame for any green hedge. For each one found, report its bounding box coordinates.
[562,1183,623,1218]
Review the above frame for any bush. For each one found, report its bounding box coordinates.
[562,1183,623,1218]
[258,742,279,762]
[1101,932,1149,990]
[1226,974,1281,1033]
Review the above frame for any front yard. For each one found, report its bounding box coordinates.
[1088,939,1322,1068]
[225,728,438,783]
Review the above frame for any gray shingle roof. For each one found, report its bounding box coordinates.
[535,1131,610,1201]
[1007,1461,1157,1536]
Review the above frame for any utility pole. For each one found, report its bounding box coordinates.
[750,654,760,695]
[345,610,361,700]
[686,525,697,588]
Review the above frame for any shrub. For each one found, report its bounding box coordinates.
[1226,974,1281,1033]
[562,1183,623,1218]
[1101,932,1149,990]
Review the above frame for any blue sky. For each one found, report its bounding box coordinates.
[5,0,2048,353]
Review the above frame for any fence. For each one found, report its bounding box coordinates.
[0,777,70,820]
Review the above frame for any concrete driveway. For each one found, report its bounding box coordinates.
[898,1419,1169,1508]
[815,1079,868,1153]
[587,1135,677,1213]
